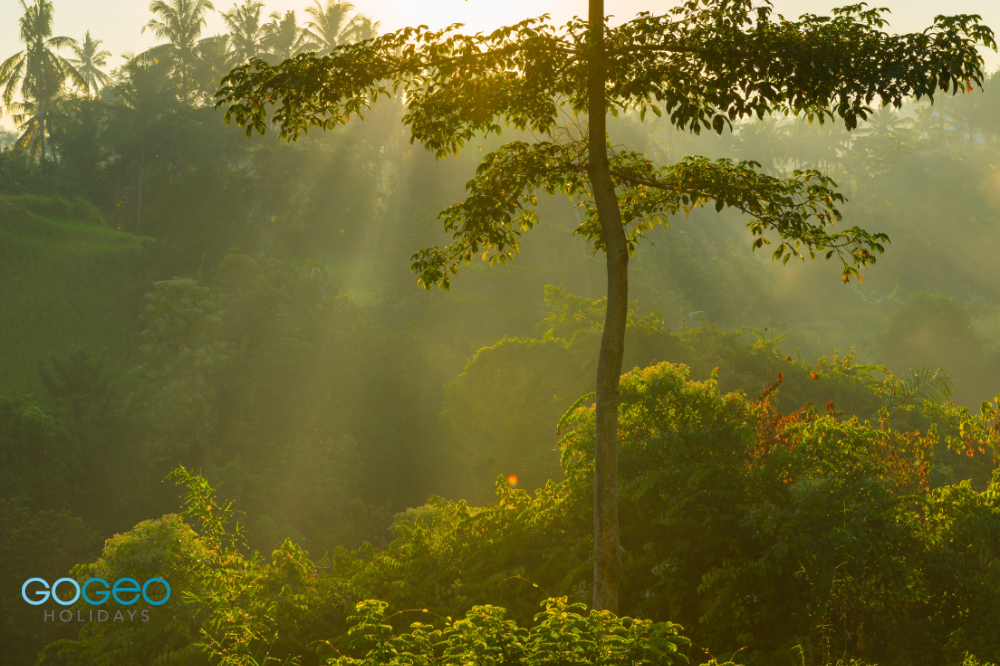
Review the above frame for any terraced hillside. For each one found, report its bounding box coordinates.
[0,196,145,393]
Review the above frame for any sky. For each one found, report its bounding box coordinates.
[1,0,999,131]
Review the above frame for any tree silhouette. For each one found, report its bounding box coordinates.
[142,0,216,104]
[0,0,84,160]
[728,117,788,175]
[104,54,178,233]
[221,0,267,64]
[67,30,111,96]
[302,0,357,55]
[350,16,380,43]
[785,118,846,176]
[261,10,311,62]
[856,105,916,140]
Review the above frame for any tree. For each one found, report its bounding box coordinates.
[785,117,846,176]
[302,0,357,55]
[856,104,916,140]
[0,0,83,160]
[221,0,267,64]
[8,92,69,156]
[104,53,178,233]
[0,127,17,149]
[142,0,216,104]
[191,33,232,102]
[261,10,312,62]
[350,16,380,43]
[67,30,112,96]
[216,0,996,612]
[728,117,788,175]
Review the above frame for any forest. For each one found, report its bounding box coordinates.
[2,0,1000,664]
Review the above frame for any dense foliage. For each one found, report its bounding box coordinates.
[31,362,1000,666]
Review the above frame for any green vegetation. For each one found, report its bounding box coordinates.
[30,365,1000,665]
[2,0,1000,664]
[216,0,993,611]
[0,196,144,390]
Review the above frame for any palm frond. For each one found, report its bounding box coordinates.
[901,364,955,404]
[0,50,27,108]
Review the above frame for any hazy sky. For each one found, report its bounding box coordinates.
[1,0,998,131]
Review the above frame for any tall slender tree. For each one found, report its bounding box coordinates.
[221,0,267,64]
[217,0,995,612]
[0,0,83,160]
[105,54,178,233]
[67,31,112,96]
[142,0,216,104]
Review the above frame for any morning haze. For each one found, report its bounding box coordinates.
[2,0,1000,664]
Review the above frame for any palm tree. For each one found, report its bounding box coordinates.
[142,0,216,104]
[262,10,313,62]
[939,92,985,148]
[729,117,788,175]
[785,118,846,176]
[221,0,266,64]
[913,101,950,146]
[67,31,112,96]
[302,0,356,54]
[8,92,70,155]
[0,0,83,160]
[191,33,232,101]
[349,16,380,43]
[855,105,915,140]
[104,53,177,233]
[977,70,1000,144]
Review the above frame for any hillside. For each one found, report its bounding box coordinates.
[0,196,146,393]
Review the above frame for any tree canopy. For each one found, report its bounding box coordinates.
[216,0,997,611]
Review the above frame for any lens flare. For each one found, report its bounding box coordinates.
[506,474,519,487]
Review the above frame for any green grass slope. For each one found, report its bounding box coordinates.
[0,195,144,393]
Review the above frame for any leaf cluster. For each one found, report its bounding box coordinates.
[331,596,690,666]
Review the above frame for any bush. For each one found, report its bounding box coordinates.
[330,597,691,666]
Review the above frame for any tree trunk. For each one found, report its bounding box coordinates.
[39,107,46,162]
[137,141,145,235]
[181,54,188,105]
[588,0,626,614]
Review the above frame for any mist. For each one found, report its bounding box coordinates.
[2,1,1000,665]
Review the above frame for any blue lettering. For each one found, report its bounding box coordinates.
[51,578,81,606]
[22,578,50,605]
[112,578,141,605]
[142,578,171,606]
[82,578,110,605]
[24,577,171,606]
